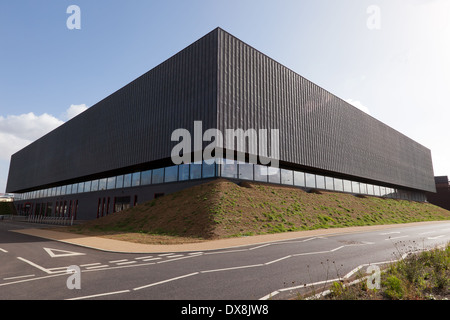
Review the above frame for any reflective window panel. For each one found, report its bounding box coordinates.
[165,166,178,183]
[152,168,164,184]
[238,162,254,181]
[254,165,268,182]
[140,170,152,186]
[281,169,293,185]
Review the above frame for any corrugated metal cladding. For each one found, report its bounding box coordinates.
[7,27,435,194]
[6,29,219,193]
[216,28,435,193]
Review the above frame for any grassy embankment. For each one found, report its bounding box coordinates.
[63,179,450,244]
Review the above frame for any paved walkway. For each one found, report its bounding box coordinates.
[12,221,448,253]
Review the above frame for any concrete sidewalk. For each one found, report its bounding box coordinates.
[11,221,448,254]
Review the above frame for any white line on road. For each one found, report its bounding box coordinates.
[141,257,161,262]
[109,259,129,263]
[80,263,102,267]
[3,274,35,281]
[200,264,263,273]
[133,272,199,291]
[385,235,409,241]
[419,231,437,235]
[135,256,154,260]
[0,248,8,253]
[67,290,131,300]
[264,256,292,265]
[85,265,109,270]
[116,261,137,265]
[17,257,51,274]
[427,235,446,240]
[380,232,401,235]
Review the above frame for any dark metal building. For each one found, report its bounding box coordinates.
[7,28,436,221]
[426,176,450,211]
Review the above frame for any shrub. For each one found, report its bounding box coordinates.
[383,275,404,300]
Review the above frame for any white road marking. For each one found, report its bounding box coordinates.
[116,261,137,265]
[85,265,109,270]
[67,290,131,300]
[201,264,263,273]
[419,231,437,235]
[264,256,292,265]
[158,253,174,257]
[80,263,101,267]
[133,272,199,291]
[0,248,8,253]
[380,232,400,235]
[385,235,409,241]
[17,257,51,274]
[427,235,446,240]
[141,257,161,262]
[135,256,154,260]
[3,274,35,281]
[44,247,86,258]
[109,259,128,263]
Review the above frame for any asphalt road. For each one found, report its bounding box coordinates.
[0,220,449,301]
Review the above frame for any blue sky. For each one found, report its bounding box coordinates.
[1,0,449,193]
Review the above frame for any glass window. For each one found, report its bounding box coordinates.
[165,166,178,183]
[99,178,107,191]
[380,186,386,197]
[123,174,132,188]
[221,159,237,179]
[91,180,99,192]
[305,173,316,188]
[60,185,67,196]
[71,183,78,194]
[316,175,325,189]
[107,176,117,190]
[254,165,268,182]
[238,162,254,181]
[84,181,92,193]
[152,168,164,184]
[325,176,334,191]
[203,161,216,178]
[343,180,352,193]
[179,164,190,181]
[190,162,202,180]
[351,181,360,194]
[132,172,141,187]
[268,167,280,184]
[140,171,151,185]
[360,183,367,194]
[115,175,124,188]
[178,164,189,181]
[281,169,293,185]
[367,184,374,195]
[374,185,381,196]
[77,182,85,193]
[294,171,305,187]
[334,178,343,192]
[56,186,61,196]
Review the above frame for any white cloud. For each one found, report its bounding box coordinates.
[0,105,88,162]
[345,99,371,115]
[62,104,88,121]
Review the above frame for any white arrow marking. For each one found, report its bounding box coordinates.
[44,247,86,258]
